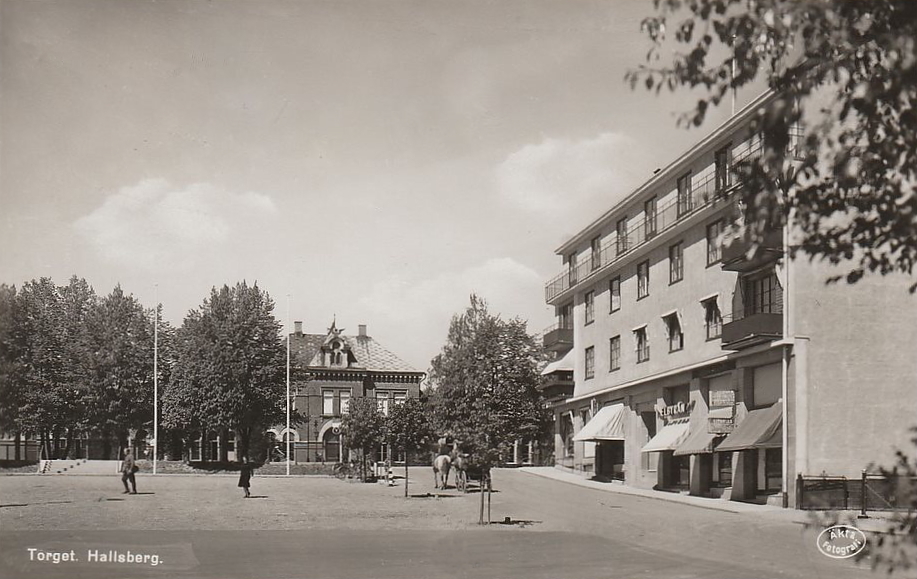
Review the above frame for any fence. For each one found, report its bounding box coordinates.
[796,472,917,513]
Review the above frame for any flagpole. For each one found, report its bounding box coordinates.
[286,294,291,477]
[153,284,159,476]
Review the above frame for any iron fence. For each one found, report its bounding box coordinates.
[796,472,917,513]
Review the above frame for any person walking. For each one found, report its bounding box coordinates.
[238,461,254,498]
[121,448,138,494]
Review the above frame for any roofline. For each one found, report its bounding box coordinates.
[554,89,779,256]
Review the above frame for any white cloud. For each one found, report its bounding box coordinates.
[74,179,277,272]
[356,257,553,370]
[495,132,648,217]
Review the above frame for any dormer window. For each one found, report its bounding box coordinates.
[330,340,344,366]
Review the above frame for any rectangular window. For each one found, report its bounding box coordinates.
[322,390,334,415]
[609,336,621,371]
[635,327,650,363]
[704,298,722,340]
[340,390,351,414]
[616,217,629,256]
[677,172,693,217]
[637,260,650,299]
[644,197,657,239]
[715,145,731,193]
[584,290,595,324]
[744,270,782,315]
[376,391,390,416]
[609,277,621,313]
[664,313,684,352]
[559,303,573,330]
[584,346,595,379]
[393,391,407,406]
[706,220,723,265]
[568,253,578,286]
[641,411,658,471]
[669,242,684,284]
[591,236,602,270]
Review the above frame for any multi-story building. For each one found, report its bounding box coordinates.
[545,91,917,506]
[275,320,424,464]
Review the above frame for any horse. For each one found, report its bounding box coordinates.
[451,452,468,493]
[433,454,452,489]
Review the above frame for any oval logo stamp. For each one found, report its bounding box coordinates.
[816,525,867,559]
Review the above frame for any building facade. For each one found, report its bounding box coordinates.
[546,91,917,506]
[275,320,424,464]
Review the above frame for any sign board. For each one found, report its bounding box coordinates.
[708,389,736,434]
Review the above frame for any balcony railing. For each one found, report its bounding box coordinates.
[721,227,784,271]
[721,296,784,349]
[543,322,574,352]
[544,127,803,304]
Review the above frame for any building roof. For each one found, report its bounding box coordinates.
[289,325,421,374]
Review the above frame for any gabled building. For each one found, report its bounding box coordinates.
[273,320,424,463]
[545,91,917,507]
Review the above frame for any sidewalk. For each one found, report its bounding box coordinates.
[518,466,896,533]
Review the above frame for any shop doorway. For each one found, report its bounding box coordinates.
[668,452,690,488]
[596,441,625,480]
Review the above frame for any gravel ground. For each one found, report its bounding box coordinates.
[0,467,483,531]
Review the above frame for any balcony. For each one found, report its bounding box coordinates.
[721,307,783,350]
[539,371,574,402]
[721,227,784,272]
[543,323,574,352]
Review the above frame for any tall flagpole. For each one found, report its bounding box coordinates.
[153,284,159,475]
[286,294,291,477]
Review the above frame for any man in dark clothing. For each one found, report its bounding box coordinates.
[121,448,137,494]
[238,461,254,498]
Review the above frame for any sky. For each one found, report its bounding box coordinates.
[0,0,762,372]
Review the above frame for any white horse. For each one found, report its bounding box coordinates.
[452,452,468,493]
[433,454,452,489]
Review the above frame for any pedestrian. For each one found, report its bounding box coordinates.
[121,448,138,494]
[238,460,254,498]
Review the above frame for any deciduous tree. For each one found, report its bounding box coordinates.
[341,395,385,481]
[386,396,434,497]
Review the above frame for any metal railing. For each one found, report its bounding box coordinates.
[542,320,574,335]
[545,127,803,304]
[796,472,917,512]
[721,293,784,324]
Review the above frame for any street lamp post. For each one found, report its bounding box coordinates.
[153,284,159,476]
[286,294,291,477]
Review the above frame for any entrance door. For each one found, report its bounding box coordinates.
[323,430,341,462]
[597,441,625,480]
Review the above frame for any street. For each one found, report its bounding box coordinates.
[0,468,880,579]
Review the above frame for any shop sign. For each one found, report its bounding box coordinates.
[655,400,694,420]
[710,389,735,407]
[708,389,736,434]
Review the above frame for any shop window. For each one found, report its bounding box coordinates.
[765,448,782,492]
[584,346,595,379]
[716,451,733,487]
[677,172,693,216]
[580,408,595,459]
[635,327,650,363]
[322,390,334,415]
[609,277,621,313]
[585,290,595,324]
[669,242,684,284]
[706,220,723,265]
[644,197,657,239]
[703,297,722,340]
[609,336,621,371]
[665,384,690,406]
[561,413,575,458]
[752,363,781,409]
[637,260,649,299]
[641,412,658,472]
[664,313,684,352]
[616,217,629,255]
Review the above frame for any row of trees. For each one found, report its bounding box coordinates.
[0,277,289,463]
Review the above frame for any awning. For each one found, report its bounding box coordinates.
[673,423,723,456]
[717,401,783,452]
[541,349,574,376]
[641,419,690,453]
[708,406,733,420]
[573,403,626,442]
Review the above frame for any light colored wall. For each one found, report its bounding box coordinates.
[791,260,917,477]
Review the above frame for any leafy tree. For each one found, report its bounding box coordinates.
[627,0,917,291]
[429,295,550,523]
[341,395,386,481]
[386,396,435,497]
[163,282,287,463]
[0,284,25,459]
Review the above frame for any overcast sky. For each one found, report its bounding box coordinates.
[0,0,762,371]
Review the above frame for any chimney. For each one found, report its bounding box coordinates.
[358,324,367,338]
[294,321,303,335]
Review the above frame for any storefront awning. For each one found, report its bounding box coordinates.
[641,419,690,453]
[673,424,723,456]
[573,403,626,442]
[717,401,783,452]
[541,349,574,376]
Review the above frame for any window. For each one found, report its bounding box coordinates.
[376,391,390,416]
[609,277,621,313]
[706,220,723,265]
[584,290,595,324]
[703,298,722,339]
[664,313,684,352]
[677,172,693,217]
[616,217,629,256]
[644,197,657,239]
[637,260,650,299]
[609,336,621,371]
[744,270,782,315]
[322,390,334,415]
[559,303,573,330]
[393,391,407,406]
[715,145,731,193]
[635,327,650,363]
[669,242,684,284]
[561,413,574,458]
[591,236,602,270]
[584,346,595,379]
[340,390,351,414]
[641,411,658,471]
[568,253,578,285]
